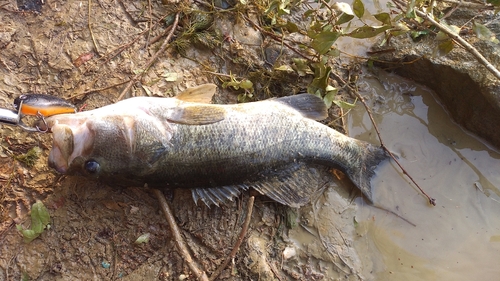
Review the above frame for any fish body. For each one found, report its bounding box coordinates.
[44,85,388,207]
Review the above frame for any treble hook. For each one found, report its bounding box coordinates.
[35,111,49,133]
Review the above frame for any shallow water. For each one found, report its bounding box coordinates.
[351,70,500,280]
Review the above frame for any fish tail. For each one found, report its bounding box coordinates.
[346,143,389,203]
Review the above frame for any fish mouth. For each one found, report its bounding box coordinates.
[48,124,74,173]
[46,117,94,174]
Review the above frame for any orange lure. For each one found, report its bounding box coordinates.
[14,94,76,117]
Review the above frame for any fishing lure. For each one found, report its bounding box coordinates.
[0,107,38,132]
[0,94,77,132]
[14,94,77,117]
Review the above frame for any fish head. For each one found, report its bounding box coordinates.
[44,84,219,183]
[45,112,142,180]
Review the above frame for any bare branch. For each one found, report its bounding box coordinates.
[330,72,437,206]
[117,12,180,101]
[209,196,255,281]
[153,189,209,281]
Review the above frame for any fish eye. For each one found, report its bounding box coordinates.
[84,160,100,174]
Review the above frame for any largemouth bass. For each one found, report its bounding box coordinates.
[43,84,388,207]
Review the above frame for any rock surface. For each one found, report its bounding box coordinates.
[373,8,500,149]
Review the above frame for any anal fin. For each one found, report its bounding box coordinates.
[191,163,331,208]
[192,185,249,207]
[251,163,330,208]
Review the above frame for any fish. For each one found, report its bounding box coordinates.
[42,84,388,207]
[14,94,77,117]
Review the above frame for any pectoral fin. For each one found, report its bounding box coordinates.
[166,105,226,125]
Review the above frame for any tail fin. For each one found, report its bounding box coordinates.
[346,143,389,203]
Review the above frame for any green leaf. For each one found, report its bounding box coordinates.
[326,48,340,57]
[435,30,449,41]
[308,63,332,95]
[374,12,391,25]
[20,229,39,243]
[311,31,341,54]
[367,59,374,68]
[292,58,313,76]
[239,79,253,89]
[275,65,294,72]
[353,0,365,18]
[285,21,299,33]
[304,9,315,19]
[406,0,416,18]
[346,25,391,39]
[394,22,410,32]
[16,201,50,244]
[307,21,324,38]
[223,81,241,89]
[410,30,430,40]
[323,87,338,108]
[237,93,253,103]
[141,85,153,96]
[437,40,454,55]
[333,2,355,25]
[31,201,50,234]
[333,99,356,109]
[135,233,151,244]
[472,21,499,43]
[335,13,355,25]
[162,72,178,82]
[487,0,500,5]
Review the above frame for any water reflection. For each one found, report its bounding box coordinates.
[351,70,500,281]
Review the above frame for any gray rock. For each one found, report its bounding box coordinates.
[373,9,500,149]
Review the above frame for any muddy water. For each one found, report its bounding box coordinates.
[349,70,500,280]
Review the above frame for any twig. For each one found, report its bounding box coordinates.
[372,205,416,227]
[242,15,314,62]
[442,0,494,9]
[393,0,500,81]
[153,189,209,281]
[330,72,437,206]
[144,0,153,50]
[85,12,173,74]
[209,196,255,281]
[88,0,100,56]
[269,261,285,281]
[417,9,500,80]
[66,79,132,100]
[116,12,180,101]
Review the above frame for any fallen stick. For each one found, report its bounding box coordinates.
[209,196,255,281]
[415,9,500,81]
[117,12,180,101]
[330,72,436,206]
[153,189,209,281]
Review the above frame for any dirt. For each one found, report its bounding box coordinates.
[0,1,364,280]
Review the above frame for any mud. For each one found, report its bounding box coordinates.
[0,1,364,280]
[1,0,499,281]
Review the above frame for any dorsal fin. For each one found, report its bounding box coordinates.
[176,84,217,103]
[276,94,328,120]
